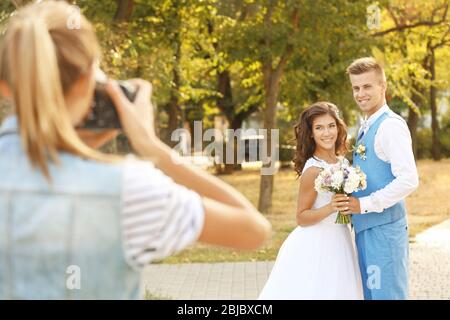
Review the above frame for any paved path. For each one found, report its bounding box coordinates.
[142,219,450,300]
[409,219,450,299]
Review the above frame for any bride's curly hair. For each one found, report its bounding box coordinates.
[293,102,349,176]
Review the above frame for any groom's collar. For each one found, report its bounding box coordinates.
[361,104,389,132]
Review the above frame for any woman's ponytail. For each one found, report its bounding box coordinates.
[12,17,68,178]
[0,1,117,181]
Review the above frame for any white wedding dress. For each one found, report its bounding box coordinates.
[259,157,363,300]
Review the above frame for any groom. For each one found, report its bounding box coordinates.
[342,57,419,300]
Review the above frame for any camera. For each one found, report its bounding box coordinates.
[78,69,138,129]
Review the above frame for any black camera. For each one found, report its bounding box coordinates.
[78,70,138,129]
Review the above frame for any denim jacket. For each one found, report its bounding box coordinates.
[0,116,139,299]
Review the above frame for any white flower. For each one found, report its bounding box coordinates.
[314,176,323,193]
[331,170,344,189]
[314,162,367,195]
[361,176,367,189]
[353,143,367,160]
[344,173,359,193]
[342,166,367,193]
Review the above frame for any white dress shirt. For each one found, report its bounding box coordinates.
[357,104,419,214]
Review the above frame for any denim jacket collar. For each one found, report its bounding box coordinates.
[0,115,18,137]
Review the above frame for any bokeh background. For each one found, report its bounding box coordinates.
[1,0,449,262]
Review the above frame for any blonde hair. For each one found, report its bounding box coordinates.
[0,1,118,181]
[346,57,386,82]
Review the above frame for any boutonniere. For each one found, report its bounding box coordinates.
[353,143,367,160]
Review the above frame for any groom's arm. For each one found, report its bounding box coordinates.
[358,117,419,214]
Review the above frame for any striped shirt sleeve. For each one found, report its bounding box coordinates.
[120,155,205,269]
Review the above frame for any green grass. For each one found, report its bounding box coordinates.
[161,159,450,264]
[143,288,173,300]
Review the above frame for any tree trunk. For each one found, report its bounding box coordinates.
[224,117,244,172]
[408,74,426,159]
[166,95,180,147]
[114,0,134,21]
[408,81,423,159]
[217,70,233,118]
[167,54,180,146]
[217,70,236,173]
[407,108,419,159]
[166,29,182,146]
[429,49,441,161]
[256,5,297,213]
[258,66,281,214]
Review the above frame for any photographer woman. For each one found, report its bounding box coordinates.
[0,1,270,299]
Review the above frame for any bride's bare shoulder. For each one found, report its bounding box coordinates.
[300,166,321,185]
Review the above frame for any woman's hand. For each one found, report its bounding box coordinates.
[330,194,349,213]
[106,79,157,153]
[342,196,361,215]
[330,194,361,215]
[76,129,119,149]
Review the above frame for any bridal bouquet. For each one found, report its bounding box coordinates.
[314,160,367,224]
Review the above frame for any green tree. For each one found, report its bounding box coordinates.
[218,0,372,213]
[374,0,450,160]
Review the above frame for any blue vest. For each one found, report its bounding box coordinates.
[352,112,406,234]
[0,116,140,299]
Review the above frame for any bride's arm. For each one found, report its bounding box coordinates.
[296,167,348,227]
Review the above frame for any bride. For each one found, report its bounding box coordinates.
[259,102,363,300]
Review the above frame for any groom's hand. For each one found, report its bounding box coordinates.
[341,196,361,215]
